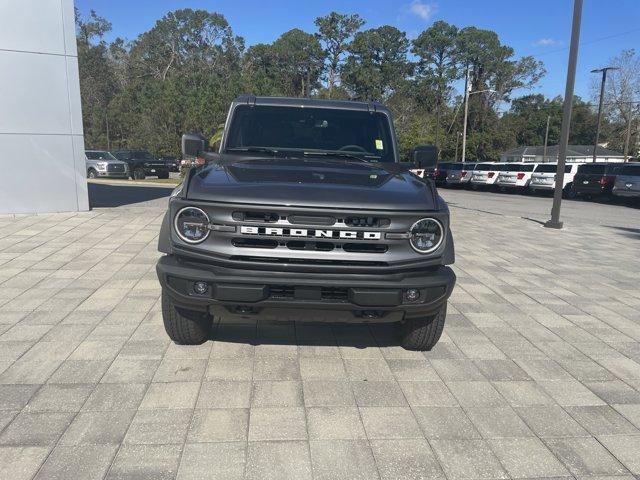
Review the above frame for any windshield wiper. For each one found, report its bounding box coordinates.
[302,151,380,162]
[226,147,282,155]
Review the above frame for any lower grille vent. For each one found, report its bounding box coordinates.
[286,241,334,252]
[232,238,278,249]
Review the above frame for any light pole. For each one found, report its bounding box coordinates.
[461,83,497,163]
[545,0,583,230]
[590,66,618,162]
[543,114,550,161]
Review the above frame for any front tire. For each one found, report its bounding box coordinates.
[87,169,97,179]
[399,305,447,351]
[161,292,212,345]
[133,168,146,180]
[563,183,577,199]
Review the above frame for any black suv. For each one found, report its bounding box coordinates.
[156,96,456,351]
[573,163,623,200]
[111,150,169,180]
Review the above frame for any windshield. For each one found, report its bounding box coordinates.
[225,105,395,162]
[131,151,155,160]
[578,164,605,175]
[621,165,640,176]
[86,151,116,160]
[535,164,571,173]
[474,163,495,171]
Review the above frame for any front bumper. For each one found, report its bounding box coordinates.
[97,171,128,178]
[613,188,640,198]
[157,255,456,323]
[144,167,168,175]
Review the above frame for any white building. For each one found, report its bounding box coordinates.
[500,145,625,164]
[0,0,88,214]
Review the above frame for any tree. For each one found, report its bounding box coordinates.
[75,8,118,148]
[594,49,640,156]
[128,9,242,81]
[412,21,459,152]
[341,26,412,101]
[314,12,364,96]
[452,27,545,159]
[272,29,325,97]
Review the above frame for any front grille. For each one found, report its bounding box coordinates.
[269,285,294,299]
[173,202,446,272]
[267,285,348,302]
[229,256,388,267]
[107,164,125,172]
[321,286,348,301]
[345,216,390,228]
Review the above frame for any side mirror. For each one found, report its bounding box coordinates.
[182,133,208,157]
[411,145,438,169]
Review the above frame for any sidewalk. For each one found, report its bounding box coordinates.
[0,189,639,479]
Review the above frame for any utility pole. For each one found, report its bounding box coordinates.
[105,112,111,150]
[545,0,583,230]
[461,65,470,163]
[543,114,550,161]
[590,66,618,162]
[623,105,633,161]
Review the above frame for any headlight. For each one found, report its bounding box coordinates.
[174,207,210,244]
[409,218,444,254]
[96,162,108,170]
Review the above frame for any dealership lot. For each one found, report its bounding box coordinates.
[0,185,639,479]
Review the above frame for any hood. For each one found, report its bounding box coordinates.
[186,154,438,211]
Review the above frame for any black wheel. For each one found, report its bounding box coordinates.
[161,292,212,345]
[157,171,169,179]
[87,169,97,179]
[399,304,447,351]
[133,168,146,180]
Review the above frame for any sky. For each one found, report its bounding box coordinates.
[75,0,640,106]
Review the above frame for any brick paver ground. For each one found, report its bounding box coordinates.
[1,184,639,479]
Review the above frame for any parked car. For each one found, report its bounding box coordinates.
[612,163,640,200]
[430,163,453,186]
[496,163,538,191]
[470,162,505,189]
[159,155,179,172]
[445,163,476,186]
[572,163,624,200]
[85,150,129,179]
[529,162,583,198]
[110,150,169,180]
[156,95,456,351]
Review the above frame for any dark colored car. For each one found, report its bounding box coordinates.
[156,95,456,351]
[573,163,624,199]
[429,163,453,186]
[613,163,640,200]
[110,150,169,180]
[159,156,180,172]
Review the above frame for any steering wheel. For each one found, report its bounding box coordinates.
[338,144,368,153]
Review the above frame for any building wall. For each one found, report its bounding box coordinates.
[0,0,88,214]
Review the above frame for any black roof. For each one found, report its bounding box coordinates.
[502,145,624,157]
[233,95,389,113]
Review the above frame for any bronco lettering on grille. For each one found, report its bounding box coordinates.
[240,226,381,240]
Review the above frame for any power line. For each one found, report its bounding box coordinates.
[524,27,640,59]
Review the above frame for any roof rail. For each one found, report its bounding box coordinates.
[235,94,256,105]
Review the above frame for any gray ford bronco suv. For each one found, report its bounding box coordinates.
[156,95,456,350]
